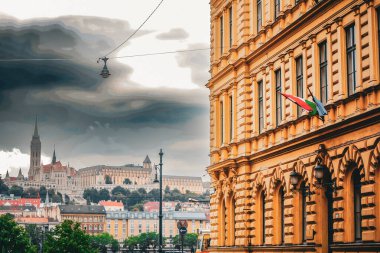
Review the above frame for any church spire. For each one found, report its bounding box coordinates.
[17,168,23,180]
[5,170,9,178]
[52,146,56,164]
[33,115,39,137]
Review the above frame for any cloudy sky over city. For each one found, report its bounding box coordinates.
[0,0,210,179]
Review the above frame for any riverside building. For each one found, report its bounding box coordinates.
[207,0,380,253]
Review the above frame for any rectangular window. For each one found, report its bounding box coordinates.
[257,0,262,32]
[275,0,281,20]
[229,95,233,141]
[346,24,356,96]
[220,101,224,145]
[258,80,264,133]
[275,69,282,126]
[220,16,224,55]
[296,56,303,117]
[229,7,233,48]
[319,41,328,104]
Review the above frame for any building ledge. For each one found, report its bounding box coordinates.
[330,242,380,251]
[211,242,380,252]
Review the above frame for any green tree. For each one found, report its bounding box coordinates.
[22,187,39,198]
[99,189,110,201]
[105,175,112,184]
[39,186,47,200]
[25,224,42,247]
[9,185,24,196]
[0,213,36,253]
[126,191,142,207]
[137,188,147,195]
[44,220,97,253]
[123,178,132,184]
[124,235,139,252]
[111,186,128,196]
[130,203,144,211]
[0,177,9,194]
[90,233,119,253]
[164,185,170,194]
[173,233,198,249]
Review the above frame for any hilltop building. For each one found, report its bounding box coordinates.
[207,0,380,253]
[5,119,207,196]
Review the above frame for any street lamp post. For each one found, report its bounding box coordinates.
[154,149,164,253]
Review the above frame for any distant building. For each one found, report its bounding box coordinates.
[0,197,41,208]
[0,205,37,217]
[58,205,106,235]
[7,119,206,197]
[15,217,59,231]
[99,200,124,211]
[106,211,210,242]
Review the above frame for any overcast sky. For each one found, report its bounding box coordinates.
[0,0,211,180]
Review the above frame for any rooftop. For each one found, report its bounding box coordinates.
[99,200,123,207]
[59,205,106,214]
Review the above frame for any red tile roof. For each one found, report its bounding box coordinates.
[99,200,123,207]
[0,198,41,207]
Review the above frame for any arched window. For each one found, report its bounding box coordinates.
[274,185,285,244]
[255,189,266,245]
[352,169,362,241]
[301,182,307,243]
[262,190,266,244]
[227,195,236,246]
[280,187,285,244]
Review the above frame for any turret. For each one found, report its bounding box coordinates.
[143,155,152,169]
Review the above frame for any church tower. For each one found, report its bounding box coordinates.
[143,155,152,169]
[29,117,41,180]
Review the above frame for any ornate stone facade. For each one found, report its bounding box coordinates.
[207,0,380,252]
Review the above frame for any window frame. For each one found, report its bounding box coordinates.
[229,6,233,48]
[353,169,362,241]
[229,95,233,141]
[220,15,224,55]
[258,80,264,133]
[319,41,328,104]
[275,69,282,126]
[274,0,281,20]
[295,56,303,117]
[257,0,262,32]
[345,24,356,96]
[220,101,224,145]
[261,190,266,244]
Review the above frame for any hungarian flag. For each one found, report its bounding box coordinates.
[281,93,317,115]
[307,88,327,117]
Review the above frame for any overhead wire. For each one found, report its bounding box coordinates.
[103,0,165,57]
[0,47,212,62]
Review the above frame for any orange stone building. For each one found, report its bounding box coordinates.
[207,0,380,252]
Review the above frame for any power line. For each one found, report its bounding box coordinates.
[104,0,165,57]
[0,47,211,62]
[111,48,210,59]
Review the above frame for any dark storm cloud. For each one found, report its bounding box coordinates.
[0,15,210,176]
[175,43,210,86]
[156,28,189,40]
